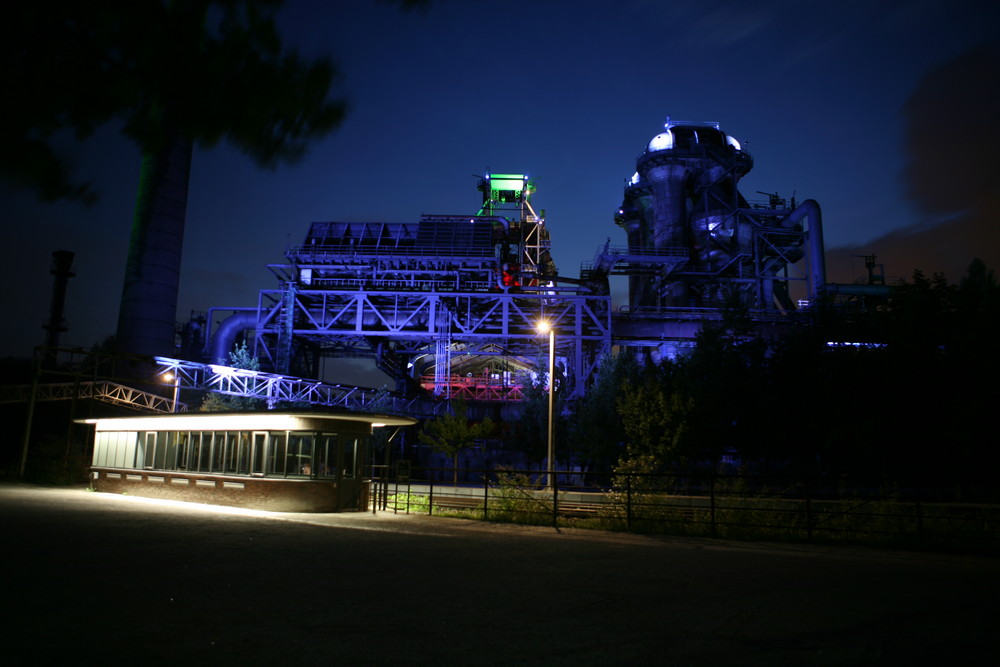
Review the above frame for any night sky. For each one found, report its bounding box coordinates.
[3,0,999,378]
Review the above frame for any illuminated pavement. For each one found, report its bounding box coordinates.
[1,484,997,665]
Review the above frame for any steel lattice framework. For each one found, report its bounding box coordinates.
[203,174,613,401]
[0,381,181,413]
[218,282,612,401]
[151,357,447,415]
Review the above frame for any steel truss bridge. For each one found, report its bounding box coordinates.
[0,380,180,413]
[152,357,447,415]
[1,348,448,417]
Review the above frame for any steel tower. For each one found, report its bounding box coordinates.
[596,119,826,358]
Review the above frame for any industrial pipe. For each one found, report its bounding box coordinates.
[777,199,826,300]
[209,310,258,364]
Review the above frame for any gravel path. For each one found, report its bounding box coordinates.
[2,484,996,665]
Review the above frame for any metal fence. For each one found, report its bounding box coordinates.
[369,465,1000,554]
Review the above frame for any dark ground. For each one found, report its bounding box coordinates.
[1,484,997,666]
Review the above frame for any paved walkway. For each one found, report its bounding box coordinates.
[1,484,997,665]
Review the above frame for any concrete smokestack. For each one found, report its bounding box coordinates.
[43,250,75,349]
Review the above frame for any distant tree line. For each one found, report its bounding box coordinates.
[499,258,1000,482]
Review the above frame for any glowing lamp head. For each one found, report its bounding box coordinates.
[537,320,552,334]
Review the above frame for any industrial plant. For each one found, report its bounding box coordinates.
[184,118,826,408]
[6,118,833,489]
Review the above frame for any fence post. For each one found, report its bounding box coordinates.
[626,473,632,531]
[805,477,813,542]
[915,483,924,544]
[710,474,716,538]
[428,476,434,516]
[552,470,559,528]
[483,472,489,521]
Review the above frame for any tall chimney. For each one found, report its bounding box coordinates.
[43,250,75,349]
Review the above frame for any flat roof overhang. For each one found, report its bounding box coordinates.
[76,410,416,432]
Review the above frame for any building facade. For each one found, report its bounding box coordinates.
[83,411,414,512]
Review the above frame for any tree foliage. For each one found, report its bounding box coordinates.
[507,379,567,464]
[199,340,263,411]
[567,349,639,469]
[3,0,347,203]
[418,400,493,484]
[596,259,1000,481]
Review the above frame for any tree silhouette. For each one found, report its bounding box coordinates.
[568,349,639,470]
[5,1,349,357]
[418,400,493,485]
[199,340,263,411]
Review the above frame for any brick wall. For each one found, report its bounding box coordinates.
[90,468,369,513]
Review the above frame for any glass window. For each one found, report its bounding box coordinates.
[175,432,190,470]
[198,433,213,472]
[268,432,287,476]
[251,432,266,475]
[342,436,359,479]
[235,432,251,474]
[212,431,230,472]
[143,432,155,468]
[152,432,167,469]
[188,433,201,471]
[286,433,314,476]
[316,433,336,477]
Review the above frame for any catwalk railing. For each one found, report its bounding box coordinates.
[369,466,1000,554]
[0,381,181,413]
[0,347,440,416]
[153,357,446,416]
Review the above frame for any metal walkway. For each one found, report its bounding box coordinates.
[152,356,445,416]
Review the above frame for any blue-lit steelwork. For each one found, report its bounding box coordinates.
[610,118,824,312]
[192,119,827,404]
[591,118,826,359]
[205,172,611,402]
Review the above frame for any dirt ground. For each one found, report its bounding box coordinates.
[1,483,997,666]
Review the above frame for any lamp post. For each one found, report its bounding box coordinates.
[163,371,180,413]
[537,320,555,490]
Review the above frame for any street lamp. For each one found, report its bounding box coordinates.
[162,371,180,413]
[537,320,555,490]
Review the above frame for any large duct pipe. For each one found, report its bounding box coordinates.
[210,310,258,365]
[210,303,437,366]
[777,199,826,300]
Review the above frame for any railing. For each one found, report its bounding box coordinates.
[418,375,527,402]
[368,466,1000,554]
[615,305,794,323]
[287,244,496,260]
[0,380,183,412]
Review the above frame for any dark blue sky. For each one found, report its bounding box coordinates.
[4,0,999,366]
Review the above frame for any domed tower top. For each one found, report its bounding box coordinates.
[645,117,743,154]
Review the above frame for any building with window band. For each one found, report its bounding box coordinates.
[81,411,415,512]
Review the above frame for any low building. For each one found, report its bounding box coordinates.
[81,411,415,512]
